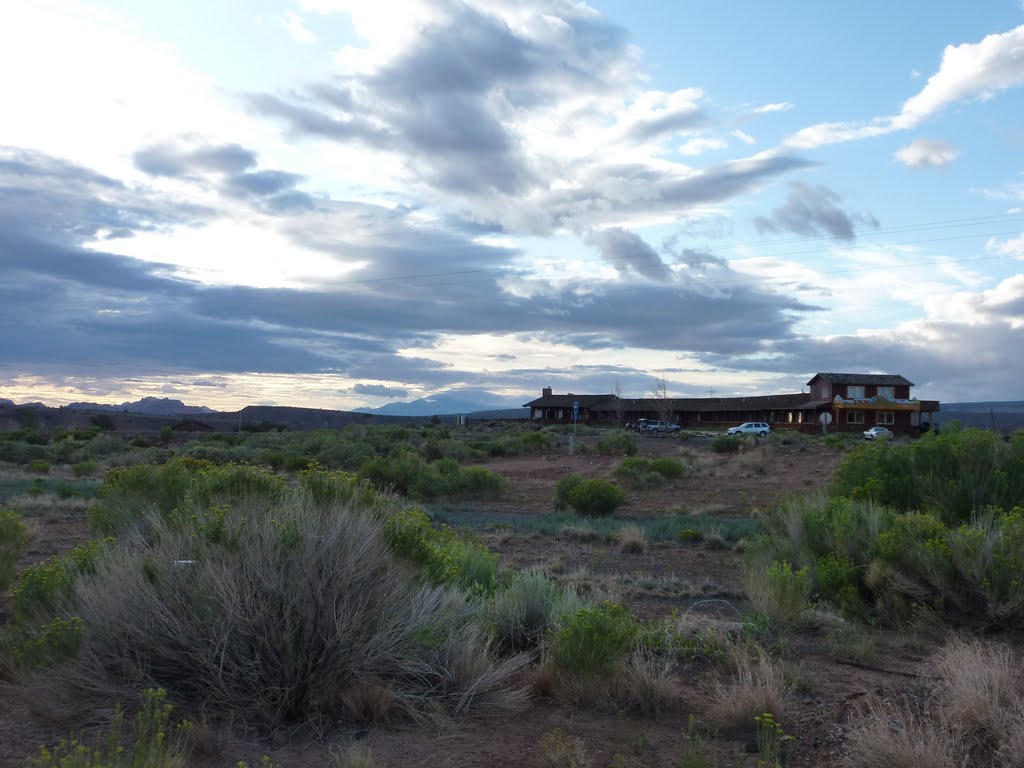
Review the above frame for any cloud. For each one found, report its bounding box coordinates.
[585,227,672,282]
[894,138,961,168]
[731,129,756,145]
[678,136,727,156]
[784,24,1024,150]
[279,11,317,45]
[346,383,409,397]
[247,1,807,233]
[134,142,258,177]
[988,233,1024,259]
[753,102,793,114]
[753,182,879,241]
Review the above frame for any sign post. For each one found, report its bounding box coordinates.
[570,400,579,455]
[819,411,833,435]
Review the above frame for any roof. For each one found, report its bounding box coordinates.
[589,393,815,412]
[522,393,615,408]
[808,372,914,387]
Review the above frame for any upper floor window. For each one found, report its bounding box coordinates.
[847,385,865,399]
[877,386,895,400]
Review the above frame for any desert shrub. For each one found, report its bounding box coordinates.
[650,457,685,479]
[745,560,811,626]
[11,538,114,622]
[553,474,584,512]
[567,479,625,517]
[6,615,85,669]
[845,698,965,768]
[612,457,664,489]
[595,432,638,456]
[40,497,526,727]
[679,528,703,543]
[385,507,499,594]
[28,459,51,475]
[549,601,638,677]
[0,507,29,590]
[458,466,507,499]
[487,571,564,652]
[833,428,1024,524]
[72,460,102,478]
[89,460,284,536]
[815,553,863,618]
[28,688,191,768]
[710,435,743,454]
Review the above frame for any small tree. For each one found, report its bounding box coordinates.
[612,380,625,428]
[651,375,673,425]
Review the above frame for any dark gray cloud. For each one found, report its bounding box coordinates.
[586,227,672,282]
[753,182,879,241]
[346,383,409,398]
[134,142,257,177]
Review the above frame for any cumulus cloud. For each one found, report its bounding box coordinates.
[784,24,1024,150]
[731,129,756,145]
[988,233,1024,259]
[894,138,961,168]
[753,182,879,241]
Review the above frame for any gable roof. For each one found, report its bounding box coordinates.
[808,372,914,387]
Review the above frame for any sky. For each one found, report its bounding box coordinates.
[1,1,1024,410]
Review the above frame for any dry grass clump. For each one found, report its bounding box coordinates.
[560,523,601,542]
[622,649,676,715]
[845,638,1024,768]
[845,698,964,768]
[615,524,647,554]
[935,636,1018,742]
[708,646,788,732]
[329,743,377,768]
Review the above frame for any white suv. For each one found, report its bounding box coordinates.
[636,419,681,433]
[727,422,771,437]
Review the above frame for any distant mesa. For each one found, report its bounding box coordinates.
[63,397,216,416]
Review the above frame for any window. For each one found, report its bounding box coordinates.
[878,412,894,425]
[847,411,864,424]
[847,385,865,399]
[877,386,894,400]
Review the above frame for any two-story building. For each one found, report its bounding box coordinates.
[806,372,940,434]
[523,372,940,434]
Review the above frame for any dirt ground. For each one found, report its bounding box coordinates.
[0,435,948,768]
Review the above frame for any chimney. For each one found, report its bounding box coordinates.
[542,387,552,398]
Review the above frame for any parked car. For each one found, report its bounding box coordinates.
[863,426,893,440]
[636,419,681,433]
[726,422,771,437]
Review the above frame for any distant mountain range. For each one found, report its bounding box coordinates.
[353,391,525,417]
[63,397,216,416]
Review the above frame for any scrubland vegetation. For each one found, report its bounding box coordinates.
[0,418,1022,766]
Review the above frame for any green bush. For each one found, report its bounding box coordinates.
[567,479,625,517]
[11,538,114,621]
[460,466,507,499]
[832,428,1024,524]
[549,601,638,677]
[815,553,862,618]
[0,507,29,590]
[711,435,743,454]
[487,571,566,652]
[28,688,191,768]
[72,460,102,478]
[553,474,584,511]
[745,560,811,626]
[650,457,685,479]
[28,459,51,475]
[385,507,499,594]
[595,432,638,456]
[6,616,85,669]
